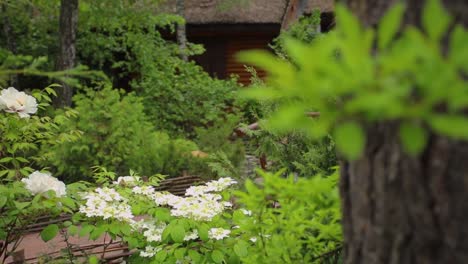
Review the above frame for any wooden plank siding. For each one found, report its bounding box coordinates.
[225,36,270,84]
[187,24,278,85]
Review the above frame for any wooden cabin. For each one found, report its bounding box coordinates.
[163,0,334,85]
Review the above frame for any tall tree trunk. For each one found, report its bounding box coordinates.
[1,3,19,88]
[176,0,188,61]
[340,1,468,263]
[55,0,78,107]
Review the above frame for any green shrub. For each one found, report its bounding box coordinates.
[234,169,342,263]
[46,86,200,182]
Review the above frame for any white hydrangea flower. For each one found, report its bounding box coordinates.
[184,177,237,197]
[250,237,258,243]
[113,176,141,186]
[139,245,161,258]
[131,220,166,243]
[183,230,199,241]
[132,186,155,196]
[151,192,181,206]
[208,228,231,240]
[21,171,66,197]
[79,187,133,222]
[205,177,237,192]
[170,194,228,221]
[0,87,38,118]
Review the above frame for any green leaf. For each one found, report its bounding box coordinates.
[399,122,427,155]
[333,121,366,160]
[79,225,95,237]
[211,250,224,263]
[155,250,167,262]
[171,224,185,243]
[0,157,13,163]
[234,240,248,257]
[90,224,107,240]
[188,250,201,263]
[0,196,7,208]
[88,255,99,264]
[429,114,468,139]
[14,201,30,210]
[449,25,468,71]
[378,3,405,49]
[68,225,79,236]
[174,248,186,260]
[41,224,59,242]
[198,224,209,241]
[422,0,451,41]
[335,4,362,42]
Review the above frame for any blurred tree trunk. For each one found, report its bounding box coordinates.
[340,1,468,264]
[1,3,19,88]
[176,0,188,61]
[54,0,78,107]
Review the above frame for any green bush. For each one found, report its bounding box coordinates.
[234,169,342,263]
[46,86,200,182]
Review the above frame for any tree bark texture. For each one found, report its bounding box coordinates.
[55,0,78,107]
[340,1,468,263]
[176,0,188,61]
[1,3,19,88]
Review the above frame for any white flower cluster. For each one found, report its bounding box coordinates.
[208,228,231,240]
[131,220,167,243]
[185,177,237,196]
[113,176,141,186]
[22,171,66,197]
[183,230,199,241]
[170,193,230,221]
[132,185,156,196]
[139,245,161,258]
[0,87,38,118]
[130,177,236,222]
[79,187,133,222]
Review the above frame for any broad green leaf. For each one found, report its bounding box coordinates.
[14,201,30,210]
[188,250,201,262]
[174,248,186,260]
[422,0,451,41]
[41,224,59,242]
[0,196,7,207]
[90,225,107,240]
[171,224,185,243]
[378,3,405,49]
[155,250,167,262]
[234,240,248,257]
[333,121,366,160]
[211,250,224,263]
[88,255,99,264]
[0,157,13,163]
[68,225,79,236]
[429,114,468,139]
[79,225,95,237]
[198,224,209,241]
[449,25,468,71]
[399,122,427,155]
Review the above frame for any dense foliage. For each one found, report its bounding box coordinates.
[239,0,468,160]
[46,87,202,182]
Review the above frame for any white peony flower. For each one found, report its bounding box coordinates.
[208,228,231,240]
[21,171,66,197]
[0,87,38,118]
